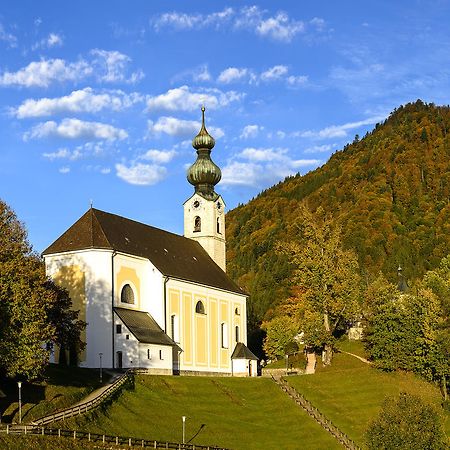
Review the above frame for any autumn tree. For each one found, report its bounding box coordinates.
[0,199,85,380]
[279,205,362,365]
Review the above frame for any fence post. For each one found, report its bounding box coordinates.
[42,427,44,435]
[74,430,76,439]
[116,436,119,445]
[88,432,91,441]
[24,425,27,435]
[58,429,61,438]
[103,434,105,443]
[129,437,132,446]
[6,424,9,434]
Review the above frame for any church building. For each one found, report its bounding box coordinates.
[43,108,258,377]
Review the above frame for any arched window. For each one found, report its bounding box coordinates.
[121,284,135,304]
[235,307,240,315]
[171,314,179,342]
[235,325,240,343]
[221,323,228,348]
[217,217,221,234]
[194,216,201,232]
[195,300,205,314]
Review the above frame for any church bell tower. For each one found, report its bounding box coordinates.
[184,107,226,272]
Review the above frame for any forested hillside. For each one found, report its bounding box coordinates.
[226,100,450,328]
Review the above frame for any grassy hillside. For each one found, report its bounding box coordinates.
[226,100,450,325]
[59,356,448,449]
[287,345,450,446]
[65,376,340,450]
[0,364,102,424]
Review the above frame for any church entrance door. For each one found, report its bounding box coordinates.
[117,351,123,369]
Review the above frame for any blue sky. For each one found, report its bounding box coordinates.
[1,1,450,252]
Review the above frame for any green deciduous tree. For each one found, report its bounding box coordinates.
[364,267,449,398]
[262,315,298,360]
[0,200,85,380]
[366,392,446,450]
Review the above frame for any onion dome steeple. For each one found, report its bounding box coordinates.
[187,106,222,200]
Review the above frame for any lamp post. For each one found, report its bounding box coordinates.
[17,381,22,424]
[99,352,103,383]
[182,415,186,444]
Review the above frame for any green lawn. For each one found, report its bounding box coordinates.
[65,376,340,450]
[286,349,450,447]
[0,364,103,424]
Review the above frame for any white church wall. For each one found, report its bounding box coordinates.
[45,249,114,369]
[113,253,165,331]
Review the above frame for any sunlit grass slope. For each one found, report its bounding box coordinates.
[287,346,450,447]
[67,376,340,450]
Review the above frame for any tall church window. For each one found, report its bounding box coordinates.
[171,314,179,342]
[195,301,205,314]
[221,323,228,348]
[194,216,201,232]
[121,284,135,304]
[235,325,240,343]
[217,217,221,234]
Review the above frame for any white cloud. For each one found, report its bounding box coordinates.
[152,7,321,43]
[91,49,144,84]
[194,65,211,82]
[287,75,308,87]
[256,12,304,42]
[298,115,385,140]
[59,166,70,174]
[146,85,243,112]
[116,162,167,185]
[222,146,320,187]
[0,58,93,88]
[260,65,289,81]
[140,149,176,164]
[148,116,224,139]
[24,118,128,141]
[153,8,234,31]
[14,88,143,118]
[240,125,263,139]
[32,33,63,50]
[241,147,288,162]
[217,67,248,84]
[303,144,336,154]
[0,50,143,88]
[0,23,17,47]
[43,147,82,161]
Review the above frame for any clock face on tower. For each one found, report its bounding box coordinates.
[192,199,202,210]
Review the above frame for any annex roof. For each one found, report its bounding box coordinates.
[114,307,181,350]
[231,342,259,360]
[43,208,245,295]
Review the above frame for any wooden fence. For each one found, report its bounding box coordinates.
[31,369,133,426]
[272,376,360,450]
[0,424,227,449]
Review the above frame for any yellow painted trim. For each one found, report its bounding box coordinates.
[209,298,218,367]
[182,292,192,365]
[116,266,140,309]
